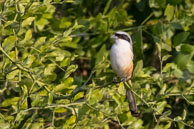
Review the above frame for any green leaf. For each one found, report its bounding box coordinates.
[65,115,76,125]
[64,65,78,79]
[30,123,44,129]
[156,42,161,57]
[2,97,20,107]
[182,109,187,120]
[22,17,35,27]
[43,0,52,4]
[187,61,194,74]
[54,77,74,92]
[159,83,167,95]
[95,44,106,64]
[73,92,84,101]
[24,29,32,41]
[162,110,171,117]
[34,37,47,48]
[155,101,167,115]
[7,69,20,80]
[149,0,166,8]
[46,49,71,61]
[23,55,36,67]
[181,44,194,54]
[60,57,70,67]
[163,63,183,78]
[174,116,182,121]
[19,29,33,45]
[44,64,56,75]
[175,54,192,69]
[133,60,143,77]
[0,120,10,129]
[63,21,84,37]
[118,83,126,95]
[112,92,122,105]
[163,121,172,129]
[35,18,49,30]
[88,89,104,105]
[2,36,16,52]
[164,4,174,21]
[173,32,190,46]
[59,18,72,29]
[162,55,171,62]
[162,43,171,51]
[178,122,184,129]
[103,0,112,14]
[54,107,67,113]
[19,3,25,14]
[44,74,57,82]
[48,93,53,105]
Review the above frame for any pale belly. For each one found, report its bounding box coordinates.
[110,43,133,79]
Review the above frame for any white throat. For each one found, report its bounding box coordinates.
[115,38,133,60]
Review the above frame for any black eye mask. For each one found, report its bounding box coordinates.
[115,33,131,43]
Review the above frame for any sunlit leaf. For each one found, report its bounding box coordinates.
[7,69,20,80]
[149,0,166,8]
[54,107,67,113]
[182,109,187,120]
[155,101,167,115]
[118,83,126,95]
[73,92,84,101]
[161,43,171,51]
[54,77,74,92]
[162,55,171,62]
[2,36,16,52]
[88,89,104,105]
[133,60,143,77]
[2,97,20,107]
[65,115,76,125]
[22,17,35,27]
[48,93,53,105]
[174,116,182,121]
[35,18,49,30]
[164,4,174,21]
[44,64,56,75]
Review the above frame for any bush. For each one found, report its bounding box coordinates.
[0,0,194,128]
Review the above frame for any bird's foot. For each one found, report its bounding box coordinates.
[121,77,131,82]
[113,77,120,83]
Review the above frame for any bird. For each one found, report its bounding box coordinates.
[110,31,139,117]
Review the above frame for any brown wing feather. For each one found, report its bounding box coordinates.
[123,61,133,79]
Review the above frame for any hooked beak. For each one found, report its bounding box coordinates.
[111,34,116,39]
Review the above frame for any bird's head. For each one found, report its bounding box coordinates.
[111,31,132,44]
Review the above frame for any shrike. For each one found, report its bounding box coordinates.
[110,31,138,117]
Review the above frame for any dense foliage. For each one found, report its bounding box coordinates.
[0,0,194,128]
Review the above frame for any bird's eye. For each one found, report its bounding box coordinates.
[115,33,120,37]
[115,33,118,36]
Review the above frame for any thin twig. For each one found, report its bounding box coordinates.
[167,93,194,96]
[0,46,35,81]
[0,46,29,73]
[116,115,125,129]
[181,94,194,105]
[11,102,85,115]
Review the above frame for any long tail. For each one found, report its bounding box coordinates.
[126,80,139,117]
